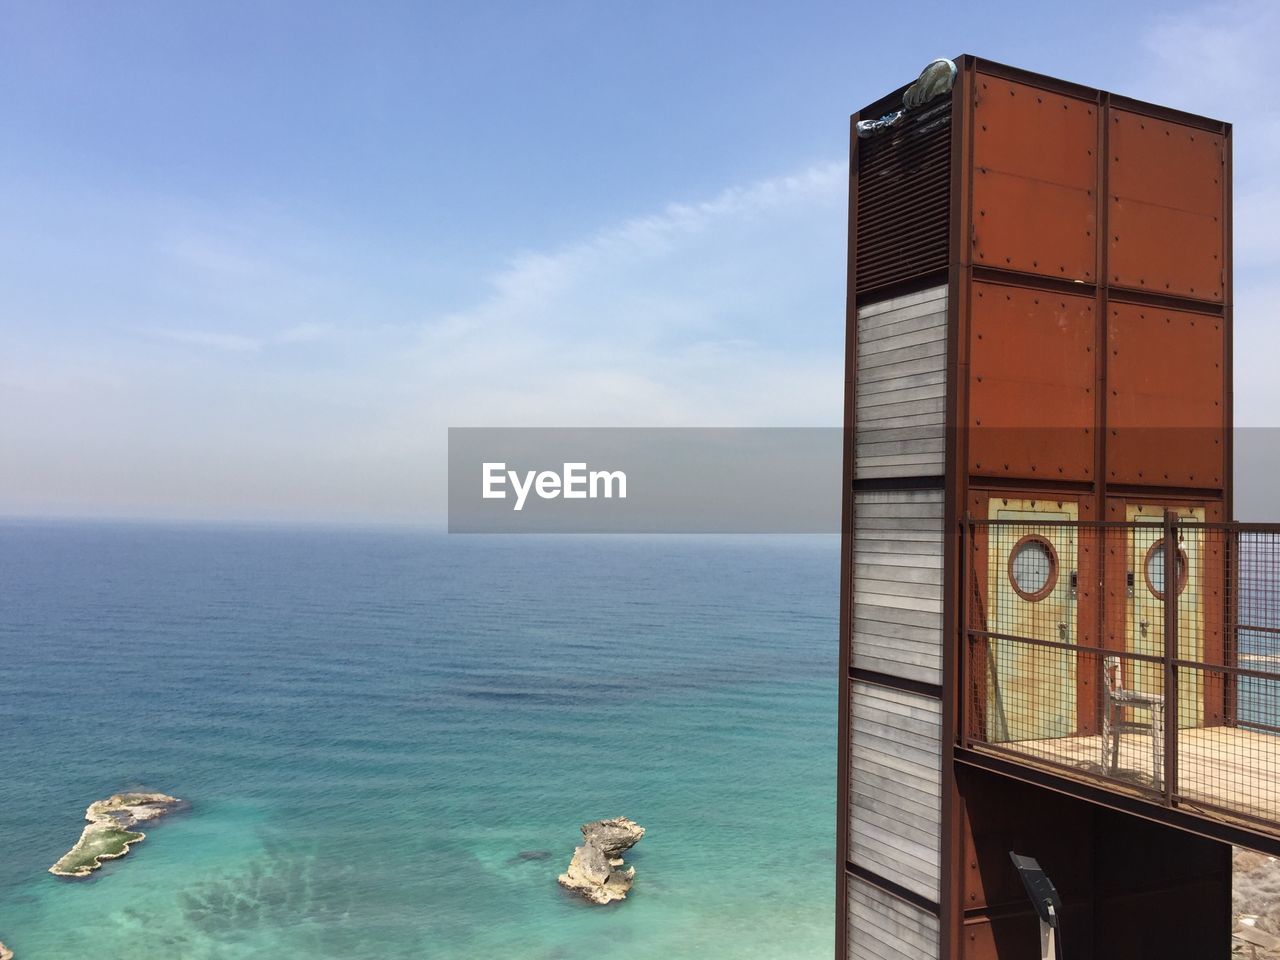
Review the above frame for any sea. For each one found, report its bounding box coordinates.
[0,522,839,959]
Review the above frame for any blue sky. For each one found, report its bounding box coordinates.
[1,1,1277,523]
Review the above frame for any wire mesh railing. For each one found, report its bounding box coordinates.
[963,513,1280,831]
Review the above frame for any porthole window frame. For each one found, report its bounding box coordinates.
[1143,538,1189,599]
[1007,533,1059,603]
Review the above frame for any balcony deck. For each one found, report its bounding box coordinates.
[981,725,1280,831]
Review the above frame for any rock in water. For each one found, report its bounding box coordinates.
[49,792,183,878]
[580,817,645,858]
[557,817,644,904]
[558,844,635,904]
[0,938,12,960]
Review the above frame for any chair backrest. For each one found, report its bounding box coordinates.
[1103,656,1121,695]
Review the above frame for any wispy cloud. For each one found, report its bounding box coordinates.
[141,320,339,353]
[396,161,847,432]
[0,160,848,521]
[146,328,263,352]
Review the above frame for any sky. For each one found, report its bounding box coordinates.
[1,0,1277,524]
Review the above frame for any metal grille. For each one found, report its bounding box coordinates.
[963,515,1280,834]
[855,98,951,295]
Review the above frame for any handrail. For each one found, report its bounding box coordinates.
[962,514,1280,831]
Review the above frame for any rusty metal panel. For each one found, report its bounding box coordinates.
[969,283,1095,481]
[958,766,1095,921]
[958,765,1230,960]
[1108,109,1225,301]
[972,75,1097,282]
[1106,303,1225,487]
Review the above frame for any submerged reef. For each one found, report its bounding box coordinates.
[179,841,355,935]
[557,817,645,904]
[49,792,182,878]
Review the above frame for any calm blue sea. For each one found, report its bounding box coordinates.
[0,522,838,959]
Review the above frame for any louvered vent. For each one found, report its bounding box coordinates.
[855,97,952,295]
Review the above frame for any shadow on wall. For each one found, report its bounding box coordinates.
[958,767,1231,960]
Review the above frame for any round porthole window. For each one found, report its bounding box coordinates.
[1143,539,1188,599]
[1008,535,1058,602]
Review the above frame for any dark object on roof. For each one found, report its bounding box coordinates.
[856,57,957,138]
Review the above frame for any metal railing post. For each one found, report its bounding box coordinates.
[1163,509,1179,805]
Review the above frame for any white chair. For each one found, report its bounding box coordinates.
[1100,656,1165,790]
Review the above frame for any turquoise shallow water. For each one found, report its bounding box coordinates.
[0,523,837,959]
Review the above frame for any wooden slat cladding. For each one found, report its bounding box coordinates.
[855,99,952,295]
[855,285,948,480]
[850,679,944,902]
[852,488,945,684]
[849,873,941,960]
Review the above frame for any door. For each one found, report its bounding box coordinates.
[987,499,1078,742]
[1124,504,1205,728]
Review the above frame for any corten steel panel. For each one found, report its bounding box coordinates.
[1091,809,1231,960]
[971,75,1097,282]
[1108,109,1225,301]
[1105,303,1225,488]
[968,283,1095,481]
[962,910,1093,960]
[957,767,1230,960]
[960,767,1094,911]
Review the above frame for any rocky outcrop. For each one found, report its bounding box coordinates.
[557,817,645,904]
[1235,847,1280,936]
[0,938,12,960]
[49,792,183,878]
[581,817,645,859]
